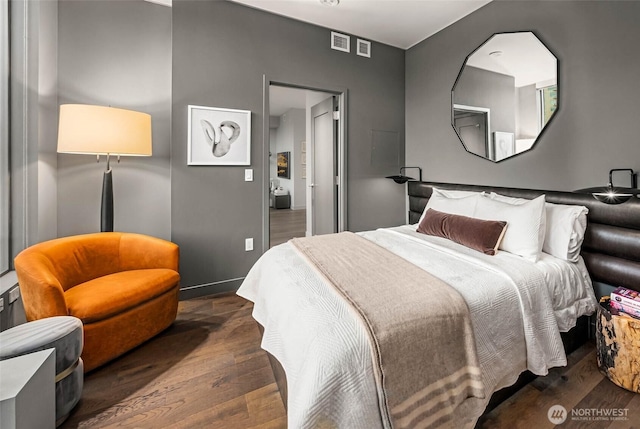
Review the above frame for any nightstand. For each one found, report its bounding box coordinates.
[596,297,640,393]
[270,193,290,209]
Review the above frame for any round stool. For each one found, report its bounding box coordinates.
[0,316,84,426]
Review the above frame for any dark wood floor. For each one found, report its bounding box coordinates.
[61,293,286,429]
[62,293,639,429]
[269,208,305,248]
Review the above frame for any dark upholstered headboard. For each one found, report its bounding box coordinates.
[408,182,640,295]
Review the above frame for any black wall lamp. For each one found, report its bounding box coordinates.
[591,168,637,204]
[386,166,423,184]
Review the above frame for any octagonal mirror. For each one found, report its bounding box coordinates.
[452,31,558,162]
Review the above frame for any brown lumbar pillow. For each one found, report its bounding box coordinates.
[417,208,507,255]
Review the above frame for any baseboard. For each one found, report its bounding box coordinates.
[290,205,306,211]
[179,277,244,300]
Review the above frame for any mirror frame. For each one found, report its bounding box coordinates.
[451,31,559,162]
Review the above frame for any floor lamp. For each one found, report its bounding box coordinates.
[57,104,152,232]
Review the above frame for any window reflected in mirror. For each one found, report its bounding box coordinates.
[452,31,558,162]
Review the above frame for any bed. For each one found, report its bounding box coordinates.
[237,181,640,429]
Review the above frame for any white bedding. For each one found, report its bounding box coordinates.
[237,225,597,428]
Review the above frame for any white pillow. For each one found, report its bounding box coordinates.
[544,203,588,262]
[487,192,529,205]
[488,192,587,262]
[433,188,484,199]
[487,193,547,261]
[475,194,547,262]
[418,188,482,224]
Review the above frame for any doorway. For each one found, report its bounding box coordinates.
[265,81,346,250]
[453,104,491,159]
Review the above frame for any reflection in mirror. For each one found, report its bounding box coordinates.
[452,31,558,162]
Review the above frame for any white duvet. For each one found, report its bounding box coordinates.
[237,225,597,428]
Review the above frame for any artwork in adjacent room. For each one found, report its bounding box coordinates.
[187,105,251,165]
[277,151,290,178]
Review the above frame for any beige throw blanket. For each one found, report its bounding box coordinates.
[291,232,485,429]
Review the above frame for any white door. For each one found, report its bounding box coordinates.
[308,96,337,235]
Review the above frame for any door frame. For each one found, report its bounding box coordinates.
[262,75,348,253]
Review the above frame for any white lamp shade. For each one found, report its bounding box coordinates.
[57,104,152,156]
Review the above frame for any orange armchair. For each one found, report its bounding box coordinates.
[14,232,180,372]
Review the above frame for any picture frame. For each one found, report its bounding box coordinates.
[187,105,251,165]
[277,151,290,179]
[492,131,515,162]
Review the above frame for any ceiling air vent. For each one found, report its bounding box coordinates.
[331,31,350,53]
[357,39,371,58]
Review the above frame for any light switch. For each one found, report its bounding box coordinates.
[244,169,253,181]
[245,238,254,251]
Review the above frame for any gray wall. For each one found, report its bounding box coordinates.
[57,0,172,239]
[407,1,640,190]
[454,66,515,134]
[516,83,538,140]
[172,1,405,290]
[37,0,59,243]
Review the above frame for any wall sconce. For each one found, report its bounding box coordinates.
[386,166,422,184]
[591,168,637,204]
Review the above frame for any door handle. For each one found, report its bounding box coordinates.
[308,183,316,188]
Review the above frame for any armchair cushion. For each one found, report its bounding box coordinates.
[65,269,180,323]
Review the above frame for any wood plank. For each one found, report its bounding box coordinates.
[270,208,306,247]
[561,378,636,429]
[479,343,605,428]
[607,394,640,429]
[245,383,287,425]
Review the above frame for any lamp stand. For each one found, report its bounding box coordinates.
[101,155,114,232]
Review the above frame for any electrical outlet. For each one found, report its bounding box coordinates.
[8,287,20,304]
[244,169,253,182]
[245,238,254,251]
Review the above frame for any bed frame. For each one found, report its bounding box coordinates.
[408,182,640,296]
[263,181,640,416]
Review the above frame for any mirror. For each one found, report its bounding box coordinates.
[452,31,558,162]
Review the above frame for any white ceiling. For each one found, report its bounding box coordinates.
[229,0,492,49]
[466,32,557,87]
[270,86,308,116]
[269,86,332,116]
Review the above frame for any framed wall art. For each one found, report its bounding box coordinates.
[492,131,515,162]
[277,151,290,179]
[187,105,251,165]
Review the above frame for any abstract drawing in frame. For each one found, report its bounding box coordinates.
[492,131,515,162]
[187,105,251,165]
